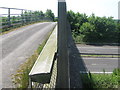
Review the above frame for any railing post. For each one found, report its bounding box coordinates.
[8,8,11,27]
[56,0,70,88]
[30,11,32,23]
[21,10,24,25]
[118,1,120,20]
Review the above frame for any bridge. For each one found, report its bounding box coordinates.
[0,0,119,89]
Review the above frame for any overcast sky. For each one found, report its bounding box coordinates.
[0,0,119,19]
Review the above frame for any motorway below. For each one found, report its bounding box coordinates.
[76,44,119,73]
[0,22,56,88]
[81,57,118,73]
[76,44,119,54]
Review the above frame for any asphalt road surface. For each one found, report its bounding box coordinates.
[81,57,118,73]
[77,44,119,54]
[0,22,56,88]
[76,44,119,73]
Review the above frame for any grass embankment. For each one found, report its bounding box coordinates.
[11,26,55,88]
[80,68,120,89]
[73,35,119,45]
[81,55,120,58]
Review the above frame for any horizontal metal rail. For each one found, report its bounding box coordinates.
[1,14,22,15]
[0,7,29,11]
[0,7,53,30]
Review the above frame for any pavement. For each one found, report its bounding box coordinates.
[76,44,119,73]
[0,22,56,88]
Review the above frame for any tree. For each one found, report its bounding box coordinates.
[38,11,45,18]
[45,9,55,21]
[80,22,96,42]
[67,10,88,35]
[88,16,118,42]
[67,10,118,43]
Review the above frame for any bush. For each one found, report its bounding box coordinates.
[80,22,96,42]
[67,11,119,43]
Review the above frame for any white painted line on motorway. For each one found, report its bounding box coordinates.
[91,63,97,65]
[80,71,113,74]
[91,63,107,66]
[87,50,95,52]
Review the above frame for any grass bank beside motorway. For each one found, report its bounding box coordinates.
[80,68,120,89]
[81,54,120,58]
[11,25,56,88]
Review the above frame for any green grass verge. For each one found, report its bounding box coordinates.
[11,26,55,88]
[73,35,119,44]
[81,55,120,58]
[80,68,120,89]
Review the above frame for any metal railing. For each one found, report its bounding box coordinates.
[0,7,52,30]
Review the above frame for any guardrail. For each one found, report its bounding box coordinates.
[0,7,52,30]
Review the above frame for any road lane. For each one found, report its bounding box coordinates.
[76,44,119,73]
[1,23,53,59]
[81,57,118,72]
[0,22,56,88]
[77,44,119,54]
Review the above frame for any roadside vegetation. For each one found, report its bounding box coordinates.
[67,10,120,44]
[81,54,120,58]
[80,68,120,89]
[11,27,55,88]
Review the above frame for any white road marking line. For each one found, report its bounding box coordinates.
[91,63,107,65]
[91,63,97,65]
[87,50,95,52]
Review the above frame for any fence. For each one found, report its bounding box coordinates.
[0,7,52,31]
[118,1,120,19]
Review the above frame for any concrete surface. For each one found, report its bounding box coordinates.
[29,26,57,83]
